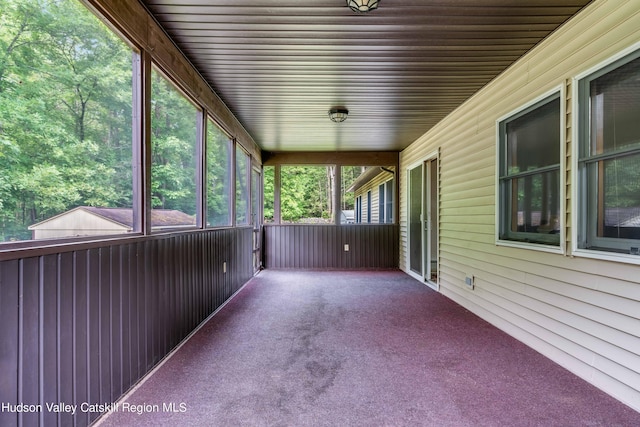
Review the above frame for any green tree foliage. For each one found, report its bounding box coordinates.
[341,166,363,210]
[262,166,274,222]
[605,156,640,209]
[235,146,250,224]
[280,165,334,223]
[206,119,231,226]
[150,69,197,215]
[0,0,133,240]
[267,165,365,223]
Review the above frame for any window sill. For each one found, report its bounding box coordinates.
[0,232,145,261]
[572,248,640,266]
[496,239,564,255]
[0,227,252,261]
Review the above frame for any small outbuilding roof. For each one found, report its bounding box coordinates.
[29,206,196,230]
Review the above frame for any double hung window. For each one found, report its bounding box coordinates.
[379,183,386,223]
[577,51,640,254]
[382,179,394,223]
[355,196,363,223]
[498,93,561,246]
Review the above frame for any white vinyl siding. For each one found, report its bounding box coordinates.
[353,169,395,224]
[400,0,640,412]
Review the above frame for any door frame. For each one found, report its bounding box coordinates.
[405,150,439,290]
[251,164,262,274]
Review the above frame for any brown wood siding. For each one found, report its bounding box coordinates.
[0,227,252,427]
[264,224,398,269]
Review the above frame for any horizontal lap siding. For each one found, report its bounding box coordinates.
[354,170,395,224]
[264,224,399,269]
[400,0,640,411]
[0,227,253,427]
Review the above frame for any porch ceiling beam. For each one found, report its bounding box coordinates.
[262,151,399,166]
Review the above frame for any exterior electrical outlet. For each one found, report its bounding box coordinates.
[344,244,350,251]
[465,276,474,289]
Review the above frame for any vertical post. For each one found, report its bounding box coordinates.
[141,51,153,235]
[196,111,205,229]
[394,156,400,226]
[131,50,143,233]
[334,165,341,225]
[231,140,237,226]
[274,165,281,224]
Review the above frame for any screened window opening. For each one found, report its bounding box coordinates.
[263,166,275,223]
[280,165,335,224]
[235,145,251,225]
[343,166,395,224]
[578,51,640,254]
[0,0,136,242]
[498,93,561,245]
[261,164,395,225]
[150,67,199,231]
[206,118,232,227]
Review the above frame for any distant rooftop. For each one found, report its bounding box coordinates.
[83,207,196,228]
[29,206,196,230]
[605,207,640,227]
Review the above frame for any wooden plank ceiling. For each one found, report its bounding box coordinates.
[141,0,591,152]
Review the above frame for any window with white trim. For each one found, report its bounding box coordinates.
[385,179,394,223]
[378,179,394,223]
[498,93,561,245]
[577,51,640,254]
[378,183,385,223]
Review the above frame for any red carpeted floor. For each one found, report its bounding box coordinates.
[97,270,640,426]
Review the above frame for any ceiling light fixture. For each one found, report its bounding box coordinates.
[328,107,349,123]
[347,0,380,13]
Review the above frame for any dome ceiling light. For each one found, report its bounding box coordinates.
[328,107,349,123]
[347,0,380,13]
